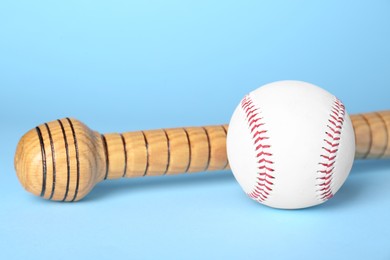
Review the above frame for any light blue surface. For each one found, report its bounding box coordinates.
[1,1,390,259]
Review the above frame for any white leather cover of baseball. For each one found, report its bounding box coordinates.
[227,81,355,209]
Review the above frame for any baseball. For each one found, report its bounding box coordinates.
[227,80,355,209]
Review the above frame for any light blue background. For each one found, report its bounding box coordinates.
[1,1,390,259]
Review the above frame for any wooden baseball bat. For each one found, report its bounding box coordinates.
[14,111,390,202]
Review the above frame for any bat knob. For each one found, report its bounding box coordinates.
[14,118,105,201]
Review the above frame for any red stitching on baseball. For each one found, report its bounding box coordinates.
[241,95,275,202]
[249,116,259,123]
[317,98,345,201]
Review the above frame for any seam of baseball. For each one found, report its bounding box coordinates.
[241,95,275,202]
[316,98,346,201]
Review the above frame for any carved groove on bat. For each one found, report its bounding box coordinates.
[183,128,192,173]
[202,127,211,172]
[162,129,170,175]
[361,114,373,159]
[120,134,128,178]
[375,112,389,159]
[141,131,149,176]
[36,126,47,198]
[58,119,70,202]
[66,118,80,202]
[44,123,56,200]
[102,134,109,180]
[221,125,229,170]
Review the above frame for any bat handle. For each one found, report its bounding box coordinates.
[351,111,390,159]
[102,125,229,179]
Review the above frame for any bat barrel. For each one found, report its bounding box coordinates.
[351,111,390,159]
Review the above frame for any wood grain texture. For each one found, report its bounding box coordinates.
[101,125,229,179]
[351,111,390,159]
[14,118,103,202]
[14,111,389,201]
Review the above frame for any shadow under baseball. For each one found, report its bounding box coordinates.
[313,159,390,210]
[350,159,390,175]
